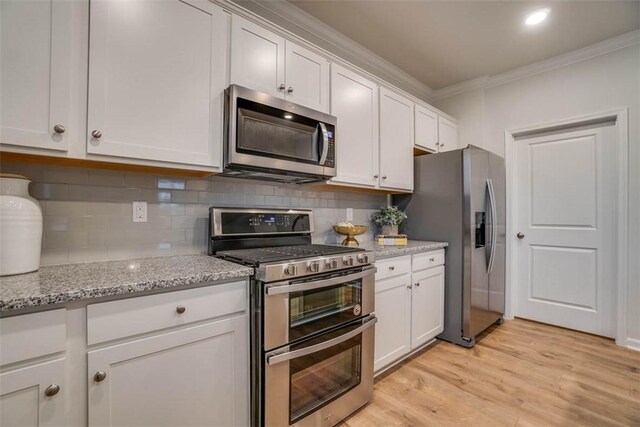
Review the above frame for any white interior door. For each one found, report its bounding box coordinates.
[514,124,617,337]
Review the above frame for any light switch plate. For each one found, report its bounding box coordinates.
[346,208,353,222]
[133,201,147,222]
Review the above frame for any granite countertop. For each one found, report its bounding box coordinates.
[359,240,448,260]
[0,255,253,313]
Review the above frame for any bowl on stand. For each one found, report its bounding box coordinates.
[332,225,368,247]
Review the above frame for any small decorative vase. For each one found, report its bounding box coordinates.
[381,225,399,236]
[0,174,43,276]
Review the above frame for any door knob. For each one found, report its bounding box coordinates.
[44,384,60,397]
[53,124,65,134]
[91,130,102,139]
[94,371,107,382]
[517,232,525,239]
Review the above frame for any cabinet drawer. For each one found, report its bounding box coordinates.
[87,280,247,345]
[375,256,411,281]
[412,249,445,272]
[0,309,66,366]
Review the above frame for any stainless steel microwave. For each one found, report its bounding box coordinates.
[222,85,337,184]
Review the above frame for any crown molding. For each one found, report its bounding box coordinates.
[224,0,435,102]
[432,29,640,100]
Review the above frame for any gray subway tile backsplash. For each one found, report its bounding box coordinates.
[1,161,387,266]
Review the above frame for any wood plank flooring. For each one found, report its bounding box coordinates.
[341,318,640,427]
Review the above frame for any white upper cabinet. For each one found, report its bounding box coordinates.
[230,17,329,113]
[379,87,414,191]
[87,0,228,168]
[230,15,285,98]
[284,42,330,113]
[414,104,438,153]
[330,64,379,187]
[0,0,71,152]
[437,115,458,152]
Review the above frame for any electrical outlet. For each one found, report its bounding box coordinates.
[346,208,353,222]
[133,201,147,223]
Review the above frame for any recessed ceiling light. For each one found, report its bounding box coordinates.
[525,8,550,26]
[284,114,293,119]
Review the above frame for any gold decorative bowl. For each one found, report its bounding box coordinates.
[332,225,368,247]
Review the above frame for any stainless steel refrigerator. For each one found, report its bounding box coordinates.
[395,145,505,347]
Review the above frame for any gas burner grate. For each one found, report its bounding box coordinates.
[216,244,364,265]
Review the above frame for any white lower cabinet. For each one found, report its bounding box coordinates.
[374,251,445,373]
[374,273,412,372]
[88,315,248,427]
[411,266,445,349]
[0,358,67,427]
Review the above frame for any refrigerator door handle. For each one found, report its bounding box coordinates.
[487,179,498,275]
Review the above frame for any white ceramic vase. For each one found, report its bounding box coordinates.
[381,225,399,236]
[0,174,43,276]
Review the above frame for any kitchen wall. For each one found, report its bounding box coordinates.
[0,161,387,266]
[434,43,640,345]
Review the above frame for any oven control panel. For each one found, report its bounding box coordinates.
[258,251,375,282]
[211,208,313,236]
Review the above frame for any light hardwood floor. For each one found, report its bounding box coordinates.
[342,318,640,427]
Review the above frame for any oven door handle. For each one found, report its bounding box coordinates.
[265,315,377,366]
[265,266,376,296]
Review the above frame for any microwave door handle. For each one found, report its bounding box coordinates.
[265,315,377,366]
[265,266,376,296]
[318,122,329,165]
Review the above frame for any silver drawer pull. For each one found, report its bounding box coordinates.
[388,266,395,271]
[429,257,435,262]
[94,371,107,383]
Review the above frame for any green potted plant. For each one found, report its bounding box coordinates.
[371,205,407,236]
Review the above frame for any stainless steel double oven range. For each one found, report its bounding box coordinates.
[209,208,376,427]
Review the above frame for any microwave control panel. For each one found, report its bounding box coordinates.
[324,128,335,168]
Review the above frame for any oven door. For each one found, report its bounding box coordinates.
[226,85,336,178]
[264,315,376,427]
[263,266,375,350]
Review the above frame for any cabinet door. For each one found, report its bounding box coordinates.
[0,0,71,152]
[230,15,285,98]
[411,266,445,349]
[0,359,66,427]
[379,87,414,191]
[330,64,379,187]
[88,315,248,427]
[87,0,228,167]
[415,104,438,152]
[374,274,412,372]
[284,42,330,113]
[437,116,458,152]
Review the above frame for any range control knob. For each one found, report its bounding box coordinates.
[284,264,298,276]
[325,259,338,270]
[357,254,370,264]
[342,256,354,267]
[307,261,320,273]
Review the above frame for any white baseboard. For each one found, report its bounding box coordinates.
[626,338,640,351]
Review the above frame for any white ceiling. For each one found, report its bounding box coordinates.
[287,0,640,90]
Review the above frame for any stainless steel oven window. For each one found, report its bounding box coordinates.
[289,279,362,342]
[288,327,363,423]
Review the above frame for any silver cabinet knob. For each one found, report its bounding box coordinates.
[44,384,60,397]
[53,124,65,134]
[176,305,186,314]
[415,282,420,287]
[279,84,285,91]
[517,232,525,239]
[373,175,379,179]
[287,87,293,93]
[388,265,395,271]
[429,257,435,262]
[382,176,387,180]
[91,130,102,139]
[406,284,412,289]
[94,371,107,383]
